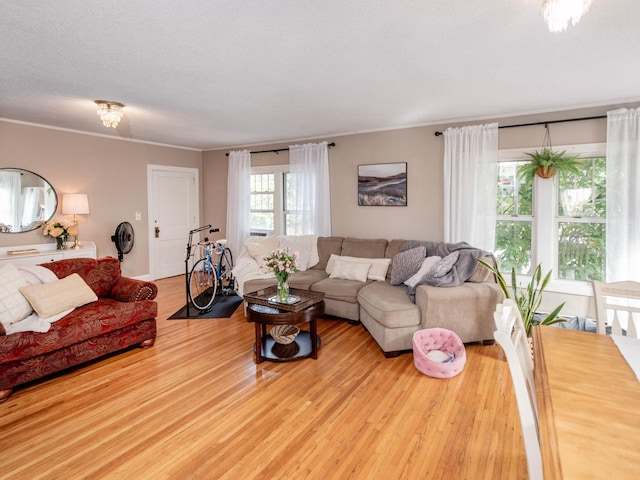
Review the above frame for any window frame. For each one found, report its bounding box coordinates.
[498,142,606,296]
[250,165,289,236]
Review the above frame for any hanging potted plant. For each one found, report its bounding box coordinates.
[517,147,583,181]
[517,123,583,182]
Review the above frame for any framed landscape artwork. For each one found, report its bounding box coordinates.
[357,162,407,206]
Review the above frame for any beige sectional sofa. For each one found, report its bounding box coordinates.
[235,236,502,357]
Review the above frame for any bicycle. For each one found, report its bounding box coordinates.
[186,225,235,311]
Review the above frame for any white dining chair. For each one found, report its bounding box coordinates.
[592,280,640,338]
[493,299,542,480]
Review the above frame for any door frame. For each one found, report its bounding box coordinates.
[147,164,200,280]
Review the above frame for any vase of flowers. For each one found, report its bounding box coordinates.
[42,220,74,250]
[263,247,300,303]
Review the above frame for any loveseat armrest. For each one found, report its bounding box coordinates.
[110,277,158,302]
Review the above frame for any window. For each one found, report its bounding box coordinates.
[496,143,606,292]
[496,161,533,275]
[250,165,301,236]
[250,171,276,234]
[556,156,606,281]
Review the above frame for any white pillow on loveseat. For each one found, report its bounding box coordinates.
[19,273,98,319]
[0,263,33,325]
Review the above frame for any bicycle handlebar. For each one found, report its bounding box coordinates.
[186,225,221,261]
[189,224,212,235]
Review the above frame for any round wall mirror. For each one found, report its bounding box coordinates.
[0,168,58,233]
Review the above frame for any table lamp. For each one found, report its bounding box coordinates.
[62,193,90,249]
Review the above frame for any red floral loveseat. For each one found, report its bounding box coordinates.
[0,256,157,402]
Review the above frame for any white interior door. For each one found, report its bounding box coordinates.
[147,165,199,279]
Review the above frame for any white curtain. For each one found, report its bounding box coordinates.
[606,108,640,282]
[20,187,42,228]
[443,123,499,251]
[288,141,331,236]
[226,150,252,260]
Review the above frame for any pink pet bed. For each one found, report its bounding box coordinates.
[412,328,466,378]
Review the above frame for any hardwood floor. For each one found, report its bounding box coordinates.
[0,275,527,479]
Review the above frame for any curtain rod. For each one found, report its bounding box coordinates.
[433,115,607,136]
[225,142,335,156]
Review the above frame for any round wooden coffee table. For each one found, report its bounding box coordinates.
[244,287,324,364]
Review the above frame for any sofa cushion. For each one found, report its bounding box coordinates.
[19,273,98,319]
[385,239,408,260]
[358,281,421,329]
[288,269,328,290]
[341,238,388,258]
[311,277,369,303]
[312,236,344,270]
[0,298,157,363]
[42,257,121,297]
[390,246,426,285]
[0,263,32,325]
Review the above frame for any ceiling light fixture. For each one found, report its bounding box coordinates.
[94,100,125,128]
[541,0,592,32]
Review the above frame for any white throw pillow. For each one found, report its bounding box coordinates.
[329,258,370,282]
[279,237,312,271]
[280,235,319,268]
[368,258,392,281]
[325,254,389,281]
[0,263,33,325]
[244,235,280,264]
[19,273,98,319]
[404,256,442,288]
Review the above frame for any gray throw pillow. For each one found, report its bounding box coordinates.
[390,246,426,285]
[431,251,460,278]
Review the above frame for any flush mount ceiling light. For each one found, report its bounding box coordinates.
[94,100,125,128]
[541,0,592,32]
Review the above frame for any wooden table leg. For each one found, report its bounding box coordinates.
[254,322,263,364]
[310,318,318,359]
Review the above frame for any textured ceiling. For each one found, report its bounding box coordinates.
[1,1,640,150]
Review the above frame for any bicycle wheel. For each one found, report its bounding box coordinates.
[188,258,217,310]
[218,248,235,294]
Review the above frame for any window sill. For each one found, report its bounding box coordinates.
[514,275,594,297]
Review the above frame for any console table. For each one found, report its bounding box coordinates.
[0,241,97,267]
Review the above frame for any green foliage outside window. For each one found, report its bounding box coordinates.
[496,162,533,274]
[495,220,532,275]
[556,157,606,281]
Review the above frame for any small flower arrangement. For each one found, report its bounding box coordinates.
[262,247,300,282]
[42,220,77,249]
[263,247,300,302]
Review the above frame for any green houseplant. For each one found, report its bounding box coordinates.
[517,147,583,182]
[478,259,565,336]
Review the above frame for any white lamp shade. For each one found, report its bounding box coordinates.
[62,194,90,215]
